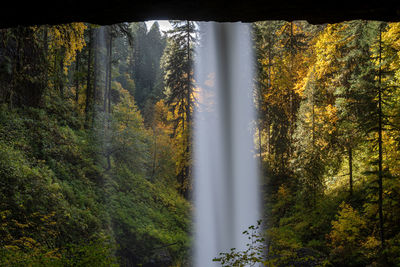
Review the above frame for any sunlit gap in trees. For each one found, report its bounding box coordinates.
[194,22,260,267]
[145,20,173,33]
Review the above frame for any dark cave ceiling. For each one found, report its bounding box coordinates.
[1,1,399,28]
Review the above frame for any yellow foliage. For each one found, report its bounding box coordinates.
[314,24,348,80]
[48,23,87,72]
[385,130,400,174]
[301,103,337,150]
[362,235,380,259]
[12,220,29,229]
[382,22,400,60]
[259,22,313,114]
[277,184,290,200]
[328,202,366,249]
[13,237,37,249]
[153,100,173,134]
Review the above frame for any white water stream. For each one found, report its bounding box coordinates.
[194,22,260,266]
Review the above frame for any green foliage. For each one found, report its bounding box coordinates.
[327,202,368,265]
[0,104,104,245]
[0,52,189,265]
[108,165,190,265]
[255,20,400,267]
[213,221,329,267]
[213,221,265,267]
[0,238,117,267]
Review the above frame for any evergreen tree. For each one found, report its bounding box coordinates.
[131,22,166,116]
[161,20,196,197]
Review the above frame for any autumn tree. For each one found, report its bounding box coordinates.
[161,20,196,197]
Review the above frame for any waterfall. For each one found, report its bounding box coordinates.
[194,22,260,266]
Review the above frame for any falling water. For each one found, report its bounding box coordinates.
[194,22,260,266]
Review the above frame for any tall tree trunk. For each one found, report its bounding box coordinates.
[43,26,48,93]
[75,51,80,104]
[348,146,353,197]
[258,121,262,165]
[92,28,98,124]
[377,25,385,249]
[311,83,315,148]
[257,78,263,165]
[311,70,316,208]
[106,27,113,171]
[186,21,191,126]
[151,127,158,181]
[59,52,64,98]
[108,32,112,116]
[289,21,295,157]
[85,25,93,128]
[267,121,271,156]
[266,42,272,157]
[103,28,110,113]
[183,20,191,198]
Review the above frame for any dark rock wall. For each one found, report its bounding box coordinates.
[1,1,400,28]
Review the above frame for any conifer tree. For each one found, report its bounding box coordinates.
[161,20,196,197]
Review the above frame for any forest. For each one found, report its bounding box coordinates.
[0,20,399,267]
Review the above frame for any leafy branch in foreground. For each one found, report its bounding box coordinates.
[213,220,265,267]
